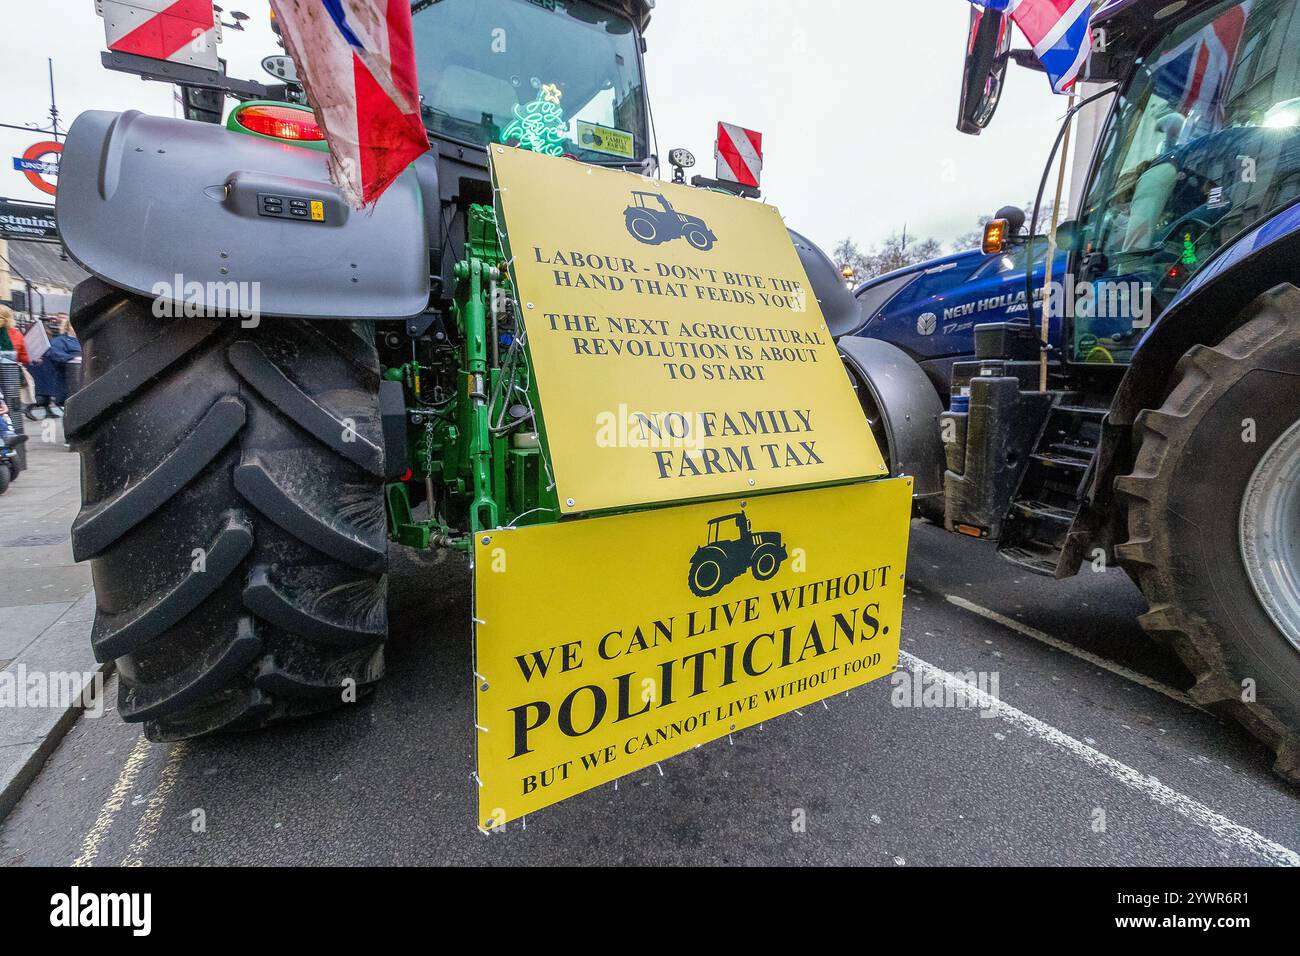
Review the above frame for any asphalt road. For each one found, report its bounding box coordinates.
[3,522,1298,866]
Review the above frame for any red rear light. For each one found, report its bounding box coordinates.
[235,105,325,143]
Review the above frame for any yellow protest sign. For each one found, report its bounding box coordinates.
[473,477,911,828]
[490,146,886,515]
[574,121,635,159]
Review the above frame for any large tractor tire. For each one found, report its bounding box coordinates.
[66,278,389,742]
[1116,284,1300,783]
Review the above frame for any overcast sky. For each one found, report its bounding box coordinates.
[0,0,1072,252]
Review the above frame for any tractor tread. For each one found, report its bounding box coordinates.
[243,564,387,646]
[254,645,385,698]
[91,512,254,661]
[234,454,387,573]
[118,615,263,722]
[64,316,223,439]
[144,688,276,743]
[68,278,390,742]
[228,340,384,476]
[70,396,246,561]
[67,276,129,341]
[307,319,382,379]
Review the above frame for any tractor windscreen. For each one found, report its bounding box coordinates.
[1072,0,1300,363]
[411,0,649,163]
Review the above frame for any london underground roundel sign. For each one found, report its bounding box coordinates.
[13,141,62,196]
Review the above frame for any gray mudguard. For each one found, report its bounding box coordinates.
[838,336,945,501]
[56,110,429,321]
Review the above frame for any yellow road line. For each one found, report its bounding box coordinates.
[72,733,152,867]
[122,741,188,867]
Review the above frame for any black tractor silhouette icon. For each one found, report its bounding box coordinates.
[625,191,717,251]
[688,512,788,598]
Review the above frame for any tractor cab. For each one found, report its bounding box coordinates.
[406,0,655,310]
[631,191,676,215]
[959,0,1300,365]
[706,513,751,546]
[1066,0,1300,362]
[411,0,653,169]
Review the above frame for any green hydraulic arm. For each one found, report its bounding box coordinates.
[384,204,558,552]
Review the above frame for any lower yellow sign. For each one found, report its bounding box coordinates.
[473,478,912,828]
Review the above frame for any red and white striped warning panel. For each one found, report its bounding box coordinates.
[97,0,221,71]
[715,121,763,189]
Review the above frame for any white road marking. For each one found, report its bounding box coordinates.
[73,733,153,867]
[899,650,1299,866]
[122,741,188,867]
[945,594,1202,711]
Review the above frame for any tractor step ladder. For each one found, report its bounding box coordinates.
[997,402,1106,577]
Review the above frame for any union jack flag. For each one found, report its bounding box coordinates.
[968,0,1095,94]
[269,0,429,207]
[1151,1,1251,133]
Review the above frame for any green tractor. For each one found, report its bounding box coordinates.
[57,0,867,743]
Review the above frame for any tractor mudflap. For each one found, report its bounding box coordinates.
[472,477,912,830]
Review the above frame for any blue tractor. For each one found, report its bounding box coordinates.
[848,206,1068,397]
[837,0,1300,782]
